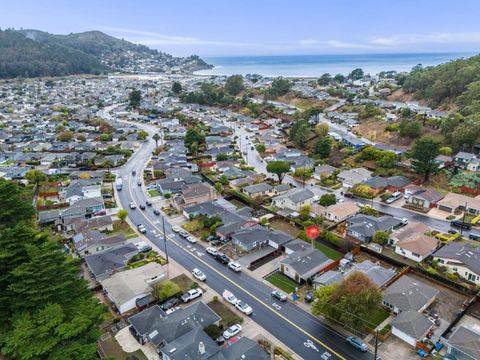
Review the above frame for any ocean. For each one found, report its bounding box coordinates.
[195,53,474,77]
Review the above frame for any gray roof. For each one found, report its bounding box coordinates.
[84,243,138,279]
[447,326,480,360]
[183,201,226,217]
[392,311,433,339]
[221,337,270,360]
[73,230,126,254]
[274,188,314,205]
[243,183,273,194]
[434,242,480,275]
[231,225,292,247]
[280,247,333,280]
[383,275,439,312]
[162,327,219,360]
[348,214,403,239]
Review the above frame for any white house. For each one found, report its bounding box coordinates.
[433,243,480,285]
[271,188,314,212]
[391,311,434,347]
[394,234,440,262]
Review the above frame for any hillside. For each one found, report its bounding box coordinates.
[402,54,480,115]
[0,29,211,79]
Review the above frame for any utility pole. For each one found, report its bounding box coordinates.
[460,201,468,235]
[161,214,169,262]
[373,329,379,360]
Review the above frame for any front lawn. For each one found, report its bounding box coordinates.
[208,299,242,327]
[171,274,197,293]
[366,306,390,328]
[265,272,298,294]
[148,189,161,197]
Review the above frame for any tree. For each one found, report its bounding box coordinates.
[299,204,311,218]
[411,136,440,182]
[289,119,310,149]
[349,68,364,80]
[266,160,290,183]
[268,78,291,97]
[216,153,228,161]
[219,175,229,185]
[152,133,161,148]
[101,159,114,173]
[128,89,142,109]
[377,151,397,169]
[439,146,452,156]
[225,75,244,95]
[255,143,266,154]
[373,230,390,245]
[314,136,332,158]
[171,81,182,94]
[76,133,86,142]
[312,285,336,317]
[184,128,205,152]
[117,209,128,223]
[25,169,47,185]
[57,131,73,142]
[318,73,332,86]
[137,129,149,141]
[315,123,329,137]
[333,74,346,83]
[399,120,422,138]
[0,179,34,225]
[99,133,111,142]
[319,193,336,206]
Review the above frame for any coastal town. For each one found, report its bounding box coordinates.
[1,65,480,360]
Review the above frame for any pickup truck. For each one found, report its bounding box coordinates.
[181,288,203,303]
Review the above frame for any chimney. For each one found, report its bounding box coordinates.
[198,341,205,355]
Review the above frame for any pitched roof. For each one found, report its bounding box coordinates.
[84,243,138,279]
[433,242,480,275]
[392,311,433,339]
[383,275,439,312]
[447,326,480,360]
[280,247,333,279]
[391,222,429,243]
[397,235,439,256]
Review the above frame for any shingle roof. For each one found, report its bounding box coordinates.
[84,243,138,279]
[383,275,438,312]
[447,326,480,360]
[281,247,333,279]
[392,311,433,339]
[434,242,480,275]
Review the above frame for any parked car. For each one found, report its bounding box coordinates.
[304,291,314,303]
[192,268,206,281]
[172,226,181,233]
[228,261,242,272]
[215,336,225,345]
[153,209,161,216]
[469,232,480,240]
[448,229,458,235]
[346,336,368,352]
[146,200,152,206]
[139,204,146,210]
[179,231,189,238]
[450,220,472,230]
[165,306,181,315]
[210,239,222,246]
[129,202,136,209]
[385,191,403,204]
[223,324,242,339]
[135,241,151,252]
[222,290,238,305]
[160,297,179,311]
[132,170,136,175]
[137,224,147,234]
[235,301,253,315]
[354,201,365,208]
[181,288,203,303]
[206,247,218,256]
[401,218,409,225]
[216,253,230,264]
[186,236,197,243]
[271,290,287,302]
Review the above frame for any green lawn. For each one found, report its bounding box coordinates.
[208,299,242,327]
[366,306,390,328]
[148,189,161,197]
[265,272,299,294]
[314,242,343,260]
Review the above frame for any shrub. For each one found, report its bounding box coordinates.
[153,280,181,301]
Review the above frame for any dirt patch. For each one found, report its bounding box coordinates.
[269,218,300,237]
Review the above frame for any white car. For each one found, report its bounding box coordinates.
[192,268,206,281]
[181,288,203,303]
[354,202,365,208]
[222,290,238,305]
[206,247,218,256]
[137,224,147,234]
[165,306,181,315]
[129,202,136,209]
[235,301,253,315]
[187,236,197,243]
[223,324,242,339]
[228,261,242,272]
[172,226,181,233]
[401,218,409,225]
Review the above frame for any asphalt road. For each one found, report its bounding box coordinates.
[112,123,372,360]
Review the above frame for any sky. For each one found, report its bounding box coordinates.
[1,0,480,57]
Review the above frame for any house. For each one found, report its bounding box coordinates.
[314,202,360,223]
[172,183,217,209]
[453,151,477,168]
[241,183,273,198]
[435,155,453,169]
[382,275,438,314]
[347,214,404,243]
[437,192,480,215]
[182,200,231,219]
[84,243,138,281]
[313,260,396,289]
[230,225,292,252]
[362,175,411,193]
[313,164,338,180]
[273,183,290,195]
[128,301,220,349]
[391,311,434,347]
[395,234,440,262]
[337,168,372,188]
[405,187,444,209]
[280,246,334,283]
[446,326,480,360]
[271,188,314,211]
[73,230,126,257]
[389,221,429,246]
[433,242,480,285]
[100,262,165,314]
[71,215,113,233]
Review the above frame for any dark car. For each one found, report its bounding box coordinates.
[304,291,314,303]
[211,239,222,246]
[137,181,142,186]
[216,253,230,264]
[146,200,152,206]
[215,336,225,345]
[206,235,219,242]
[450,220,472,230]
[139,204,146,210]
[469,233,480,240]
[153,209,161,216]
[160,297,179,311]
[132,170,136,175]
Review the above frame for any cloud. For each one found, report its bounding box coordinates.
[371,32,480,46]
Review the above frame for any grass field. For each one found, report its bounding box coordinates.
[208,299,242,327]
[265,272,299,294]
[148,189,161,197]
[314,242,343,260]
[366,306,390,328]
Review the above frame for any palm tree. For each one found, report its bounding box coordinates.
[153,133,160,149]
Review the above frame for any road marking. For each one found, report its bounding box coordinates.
[272,302,282,310]
[124,140,347,360]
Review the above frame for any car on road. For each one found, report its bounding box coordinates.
[172,226,181,233]
[346,336,368,352]
[235,301,253,315]
[160,297,179,311]
[179,230,189,238]
[228,261,242,272]
[450,220,472,230]
[186,236,197,243]
[181,288,203,303]
[139,204,146,210]
[223,324,242,339]
[216,253,230,264]
[132,170,136,175]
[222,290,238,305]
[271,290,287,302]
[137,181,142,187]
[401,218,409,225]
[206,247,218,256]
[192,268,206,281]
[153,209,161,216]
[135,241,151,252]
[137,224,147,233]
[129,202,136,209]
[146,200,152,206]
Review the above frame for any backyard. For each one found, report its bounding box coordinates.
[312,241,343,260]
[265,272,299,294]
